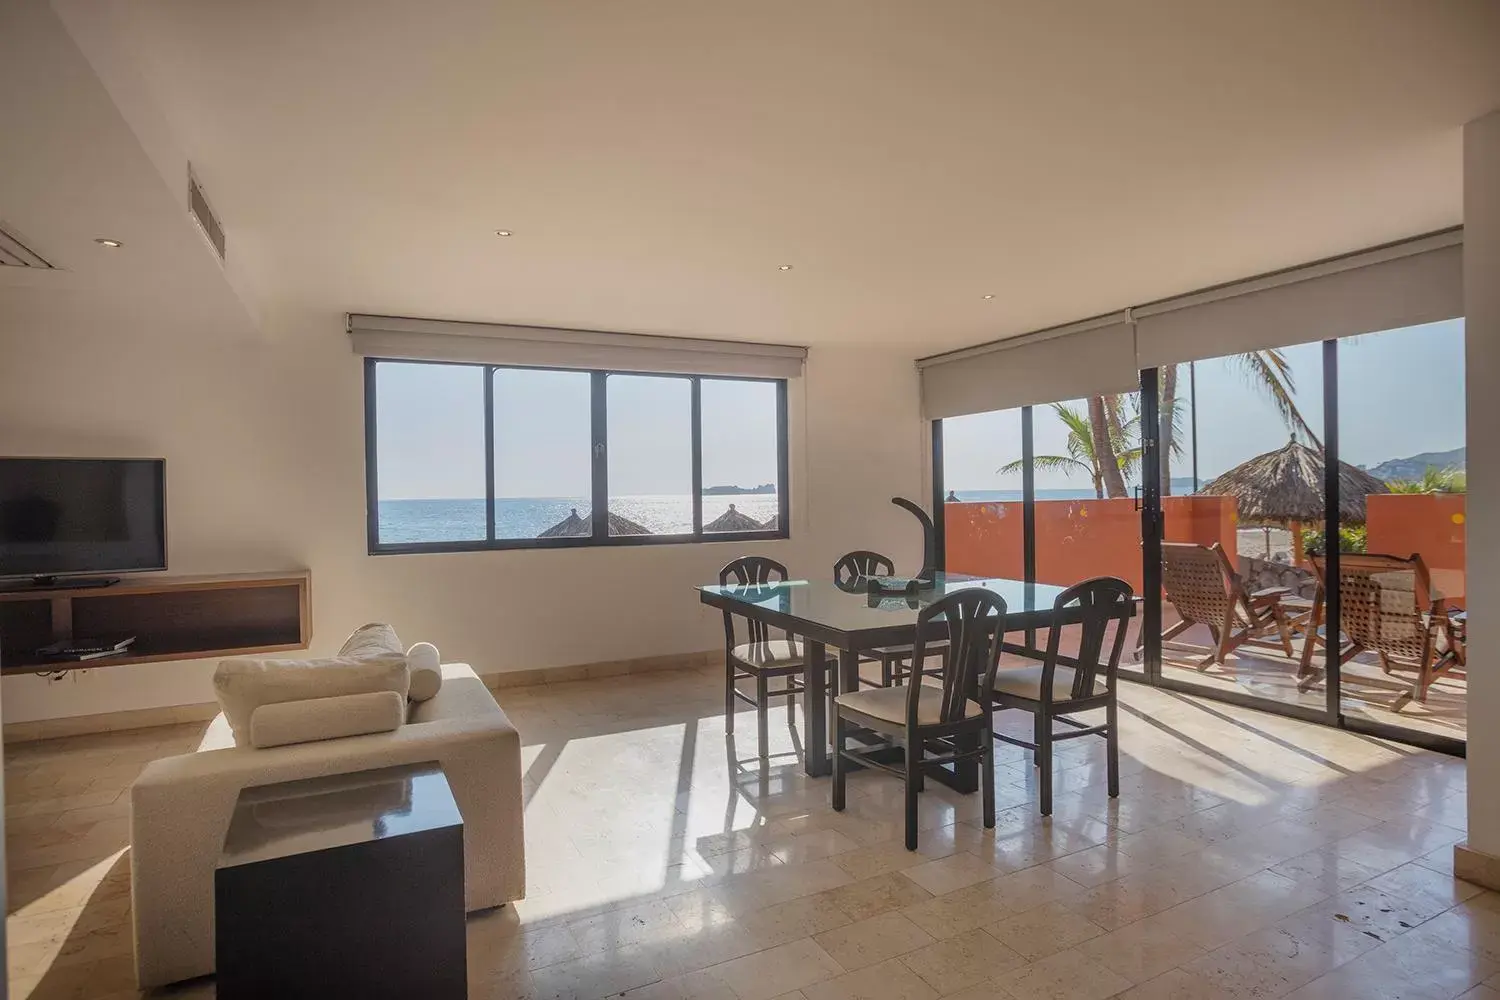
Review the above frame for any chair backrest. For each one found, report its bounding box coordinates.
[1309,552,1434,660]
[719,556,789,648]
[1042,577,1134,701]
[1160,542,1234,625]
[833,550,895,586]
[910,588,1008,726]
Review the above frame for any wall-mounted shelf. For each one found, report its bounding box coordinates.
[0,571,311,675]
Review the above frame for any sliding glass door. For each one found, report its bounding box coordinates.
[933,321,1467,755]
[1333,320,1467,745]
[1135,327,1466,753]
[1148,340,1329,718]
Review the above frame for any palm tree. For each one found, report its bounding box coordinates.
[1157,348,1318,494]
[996,349,1309,501]
[1387,467,1466,493]
[1089,396,1128,499]
[1000,402,1140,499]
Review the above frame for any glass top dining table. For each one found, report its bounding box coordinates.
[697,572,1125,778]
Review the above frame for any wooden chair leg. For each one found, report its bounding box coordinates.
[1033,712,1044,766]
[1038,708,1053,817]
[827,665,838,744]
[1106,697,1120,799]
[756,674,769,760]
[725,661,736,733]
[832,713,847,811]
[981,721,996,830]
[787,675,796,723]
[1268,607,1296,657]
[881,656,893,688]
[1161,619,1193,643]
[1197,625,1221,669]
[904,730,921,851]
[1215,620,1236,665]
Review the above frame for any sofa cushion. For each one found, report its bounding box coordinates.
[249,691,406,748]
[339,622,405,660]
[214,654,410,748]
[406,642,443,702]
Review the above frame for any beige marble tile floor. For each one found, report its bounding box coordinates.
[4,664,1488,999]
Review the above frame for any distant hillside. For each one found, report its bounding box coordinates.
[1368,447,1466,483]
[702,483,776,495]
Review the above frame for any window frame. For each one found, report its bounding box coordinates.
[364,357,790,554]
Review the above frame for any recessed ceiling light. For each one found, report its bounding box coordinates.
[494,229,513,237]
[982,294,995,300]
[777,264,793,271]
[94,238,123,248]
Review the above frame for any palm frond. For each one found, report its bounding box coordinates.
[1229,349,1320,446]
[1029,455,1094,479]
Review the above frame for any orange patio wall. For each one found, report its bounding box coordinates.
[1365,493,1467,604]
[944,495,1238,592]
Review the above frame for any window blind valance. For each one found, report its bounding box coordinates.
[1134,231,1463,369]
[347,314,807,380]
[916,313,1139,419]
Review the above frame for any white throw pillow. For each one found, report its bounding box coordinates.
[250,691,407,749]
[339,622,404,660]
[214,654,410,748]
[406,642,443,702]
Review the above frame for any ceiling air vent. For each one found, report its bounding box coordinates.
[187,167,226,261]
[0,224,55,269]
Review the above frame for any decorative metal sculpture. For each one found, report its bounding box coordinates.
[891,497,937,583]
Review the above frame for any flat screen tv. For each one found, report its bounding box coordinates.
[0,458,166,586]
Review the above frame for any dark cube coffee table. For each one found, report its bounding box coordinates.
[216,761,466,999]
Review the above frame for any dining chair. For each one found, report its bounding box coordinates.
[719,556,834,761]
[833,550,948,688]
[831,588,1004,850]
[988,577,1133,817]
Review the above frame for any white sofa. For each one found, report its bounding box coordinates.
[130,663,525,989]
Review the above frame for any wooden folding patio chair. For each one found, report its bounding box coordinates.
[1157,541,1298,668]
[1296,552,1466,706]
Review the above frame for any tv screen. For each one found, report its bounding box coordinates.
[0,458,166,579]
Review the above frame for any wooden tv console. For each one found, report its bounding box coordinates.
[0,572,311,675]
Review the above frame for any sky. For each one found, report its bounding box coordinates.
[375,364,780,500]
[942,319,1465,493]
[373,319,1464,501]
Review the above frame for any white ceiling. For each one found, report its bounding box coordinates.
[9,0,1500,351]
[0,1,260,341]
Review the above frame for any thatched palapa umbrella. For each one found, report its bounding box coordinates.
[538,507,651,537]
[1197,439,1387,563]
[761,514,778,530]
[704,503,764,532]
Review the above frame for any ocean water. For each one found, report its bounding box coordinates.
[378,493,780,544]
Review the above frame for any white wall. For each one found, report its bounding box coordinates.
[1465,110,1500,858]
[0,312,926,723]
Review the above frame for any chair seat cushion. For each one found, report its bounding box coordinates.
[991,664,1104,702]
[835,683,982,726]
[731,639,833,671]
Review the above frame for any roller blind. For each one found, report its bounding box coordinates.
[917,313,1139,419]
[347,314,807,379]
[1135,232,1463,369]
